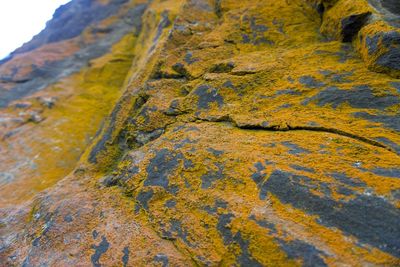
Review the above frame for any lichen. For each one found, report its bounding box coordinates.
[1,0,400,266]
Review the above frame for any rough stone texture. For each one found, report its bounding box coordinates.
[1,0,400,266]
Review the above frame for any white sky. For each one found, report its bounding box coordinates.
[0,0,71,59]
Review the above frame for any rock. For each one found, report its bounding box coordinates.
[13,101,32,109]
[38,96,57,108]
[27,111,44,123]
[0,0,400,266]
[320,0,373,42]
[357,24,400,77]
[99,175,119,187]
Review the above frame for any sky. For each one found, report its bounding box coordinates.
[0,0,71,59]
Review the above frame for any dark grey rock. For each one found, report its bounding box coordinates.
[154,254,169,267]
[122,247,129,267]
[370,168,400,178]
[381,0,400,15]
[193,84,224,110]
[201,162,224,189]
[281,141,310,155]
[262,170,400,257]
[91,236,110,267]
[299,76,325,88]
[304,85,400,109]
[290,165,315,173]
[277,239,327,267]
[136,189,154,211]
[330,172,366,187]
[354,112,400,132]
[145,149,183,189]
[341,12,371,42]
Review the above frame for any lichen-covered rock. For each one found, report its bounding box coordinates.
[320,0,373,42]
[1,0,400,266]
[357,22,400,78]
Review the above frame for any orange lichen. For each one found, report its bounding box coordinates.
[0,33,137,206]
[1,0,400,266]
[356,21,400,78]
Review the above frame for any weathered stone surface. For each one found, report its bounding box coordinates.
[1,0,400,266]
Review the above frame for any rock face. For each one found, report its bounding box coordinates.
[0,0,400,266]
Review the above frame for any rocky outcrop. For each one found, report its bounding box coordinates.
[0,0,399,266]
